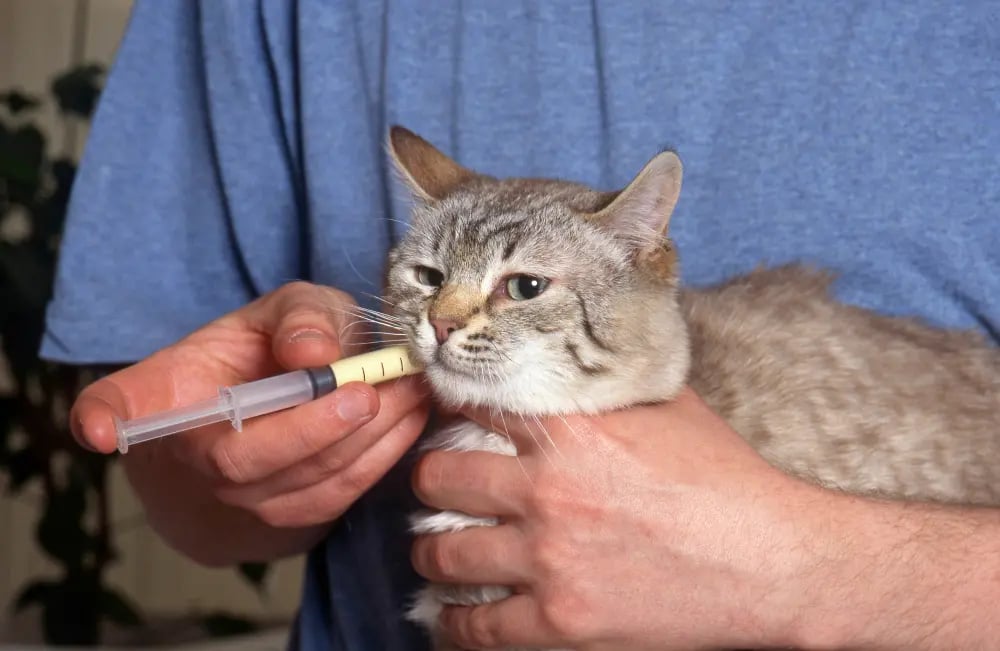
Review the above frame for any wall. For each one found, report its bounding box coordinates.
[0,0,305,640]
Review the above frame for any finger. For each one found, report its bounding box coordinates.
[72,338,354,459]
[70,327,285,456]
[267,283,359,368]
[249,400,431,527]
[69,282,380,456]
[181,381,378,483]
[411,526,529,585]
[72,384,126,454]
[71,357,176,454]
[441,596,561,650]
[216,397,430,506]
[215,281,358,368]
[412,449,530,518]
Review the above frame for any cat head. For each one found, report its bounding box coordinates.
[383,126,690,415]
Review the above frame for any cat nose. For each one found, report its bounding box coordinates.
[431,317,464,344]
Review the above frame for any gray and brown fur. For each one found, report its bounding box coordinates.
[381,126,1000,651]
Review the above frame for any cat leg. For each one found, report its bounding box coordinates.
[408,422,530,648]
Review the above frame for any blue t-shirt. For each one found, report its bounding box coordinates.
[41,1,1000,649]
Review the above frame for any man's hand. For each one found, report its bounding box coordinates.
[411,387,1000,650]
[411,388,816,650]
[72,281,430,564]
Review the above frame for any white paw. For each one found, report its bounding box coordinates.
[410,509,497,535]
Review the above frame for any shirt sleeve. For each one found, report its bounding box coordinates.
[40,0,304,365]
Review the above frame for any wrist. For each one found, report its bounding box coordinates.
[765,484,880,649]
[732,478,853,649]
[773,484,1000,651]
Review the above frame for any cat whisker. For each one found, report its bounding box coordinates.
[381,217,411,228]
[521,416,555,468]
[530,414,563,463]
[338,311,406,332]
[346,316,407,333]
[345,338,412,347]
[483,360,552,476]
[337,320,392,342]
[555,414,584,444]
[340,302,404,318]
[346,340,411,348]
[331,304,402,324]
[337,320,361,343]
[339,243,376,288]
[488,343,514,364]
[346,334,408,341]
[348,330,409,337]
[345,308,407,327]
[353,323,405,334]
[491,405,532,485]
[350,305,406,321]
[485,359,504,388]
[336,320,409,347]
[339,317,397,331]
[360,292,399,308]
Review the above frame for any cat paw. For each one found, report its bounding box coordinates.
[406,586,443,629]
[410,509,497,535]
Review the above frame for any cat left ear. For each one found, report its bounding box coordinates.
[387,126,479,203]
[588,150,683,253]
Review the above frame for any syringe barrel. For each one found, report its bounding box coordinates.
[329,346,420,385]
[224,369,318,431]
[114,346,421,454]
[115,397,230,454]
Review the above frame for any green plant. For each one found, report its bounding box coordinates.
[0,61,133,646]
[1,64,270,646]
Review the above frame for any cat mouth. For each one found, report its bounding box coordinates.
[431,344,499,380]
[432,346,475,376]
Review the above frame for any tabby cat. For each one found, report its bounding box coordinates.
[379,126,1000,651]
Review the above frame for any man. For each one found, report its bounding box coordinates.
[48,1,1000,649]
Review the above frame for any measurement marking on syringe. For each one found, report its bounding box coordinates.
[361,367,366,382]
[380,362,385,377]
[400,358,404,372]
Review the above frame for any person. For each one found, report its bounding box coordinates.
[45,1,1000,649]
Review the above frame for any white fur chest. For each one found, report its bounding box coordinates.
[409,419,516,536]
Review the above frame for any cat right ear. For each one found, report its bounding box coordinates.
[387,126,478,203]
[587,149,683,253]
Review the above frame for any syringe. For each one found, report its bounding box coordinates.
[114,345,421,454]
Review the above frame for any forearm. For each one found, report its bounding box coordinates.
[786,486,1000,649]
[121,444,330,567]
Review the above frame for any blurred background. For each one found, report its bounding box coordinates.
[1,1,303,648]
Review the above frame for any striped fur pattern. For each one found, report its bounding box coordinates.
[381,126,1000,651]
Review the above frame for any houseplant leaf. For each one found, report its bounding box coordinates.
[13,579,55,612]
[99,587,143,627]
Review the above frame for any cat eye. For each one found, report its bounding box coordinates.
[415,266,444,288]
[505,275,549,301]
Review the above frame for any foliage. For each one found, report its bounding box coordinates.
[0,65,269,646]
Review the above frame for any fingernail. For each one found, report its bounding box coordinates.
[72,415,97,452]
[336,390,374,423]
[289,329,328,343]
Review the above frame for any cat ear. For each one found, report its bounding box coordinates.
[588,150,683,253]
[387,126,478,203]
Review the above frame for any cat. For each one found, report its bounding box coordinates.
[379,125,1000,651]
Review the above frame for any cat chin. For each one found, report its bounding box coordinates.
[421,363,665,416]
[411,335,688,415]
